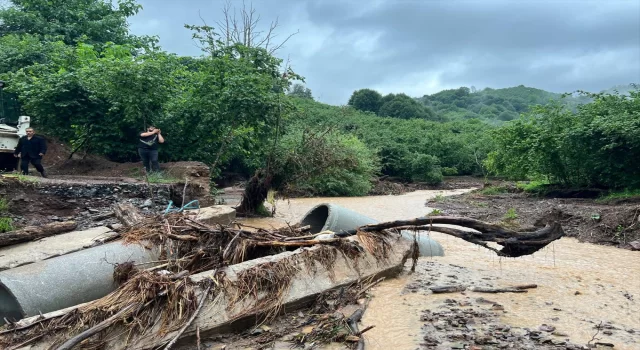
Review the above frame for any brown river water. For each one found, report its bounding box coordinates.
[234,188,639,349]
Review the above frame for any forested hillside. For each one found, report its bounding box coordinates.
[347,85,590,123]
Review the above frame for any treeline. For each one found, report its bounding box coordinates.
[347,85,589,123]
[286,97,494,183]
[487,89,640,189]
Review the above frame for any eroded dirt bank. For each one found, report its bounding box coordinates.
[428,186,640,250]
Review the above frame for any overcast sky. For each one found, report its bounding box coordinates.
[128,0,640,105]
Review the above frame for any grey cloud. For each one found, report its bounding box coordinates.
[129,0,640,104]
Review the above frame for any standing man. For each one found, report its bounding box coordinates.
[138,125,164,173]
[13,127,48,177]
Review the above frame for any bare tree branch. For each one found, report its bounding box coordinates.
[200,0,298,53]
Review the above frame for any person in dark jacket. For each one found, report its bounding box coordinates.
[13,127,48,177]
[138,125,164,173]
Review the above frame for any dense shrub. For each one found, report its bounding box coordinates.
[408,153,443,184]
[275,129,379,196]
[486,90,640,189]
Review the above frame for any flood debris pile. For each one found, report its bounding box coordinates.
[0,204,565,350]
[0,211,411,349]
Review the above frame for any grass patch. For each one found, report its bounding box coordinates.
[0,197,11,233]
[432,194,446,202]
[10,174,40,183]
[500,208,519,229]
[0,197,8,212]
[144,171,180,184]
[516,180,550,194]
[478,186,508,196]
[427,208,442,216]
[0,217,13,233]
[471,201,488,208]
[598,188,640,202]
[504,208,518,220]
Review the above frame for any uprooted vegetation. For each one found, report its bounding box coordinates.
[0,209,565,349]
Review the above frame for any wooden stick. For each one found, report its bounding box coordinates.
[196,326,201,350]
[7,334,45,350]
[91,212,115,221]
[251,238,342,247]
[55,303,137,350]
[514,284,538,290]
[356,277,385,298]
[471,287,528,293]
[162,284,211,350]
[222,232,241,263]
[166,233,199,242]
[429,285,467,294]
[113,203,144,227]
[358,325,375,336]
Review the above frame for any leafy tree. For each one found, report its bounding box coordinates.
[486,89,640,189]
[276,129,379,197]
[288,83,313,99]
[347,88,383,114]
[0,0,146,46]
[379,93,439,120]
[408,153,442,184]
[7,43,180,160]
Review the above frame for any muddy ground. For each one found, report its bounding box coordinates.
[425,182,640,250]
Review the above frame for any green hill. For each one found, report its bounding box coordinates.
[345,85,591,123]
[418,85,588,122]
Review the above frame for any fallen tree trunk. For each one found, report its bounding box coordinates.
[113,203,144,227]
[0,221,77,248]
[354,217,565,257]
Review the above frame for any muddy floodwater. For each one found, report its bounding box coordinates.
[235,189,639,350]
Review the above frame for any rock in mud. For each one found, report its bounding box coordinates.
[539,324,556,332]
[185,205,236,225]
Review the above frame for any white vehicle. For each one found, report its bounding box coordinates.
[0,116,30,171]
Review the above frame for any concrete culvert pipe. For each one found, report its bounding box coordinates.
[299,203,444,257]
[0,241,159,325]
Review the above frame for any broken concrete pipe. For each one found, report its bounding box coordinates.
[299,203,444,257]
[0,242,160,325]
[17,234,415,350]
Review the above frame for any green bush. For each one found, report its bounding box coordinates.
[516,180,550,194]
[277,130,379,197]
[0,198,8,212]
[442,167,459,176]
[478,186,508,195]
[408,154,443,184]
[487,89,640,189]
[0,217,13,233]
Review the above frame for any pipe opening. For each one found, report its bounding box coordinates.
[0,282,24,326]
[300,205,329,234]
